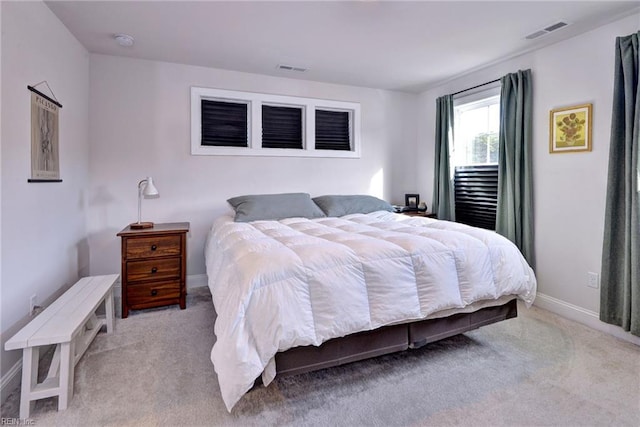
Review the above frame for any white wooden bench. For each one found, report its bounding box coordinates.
[4,274,119,419]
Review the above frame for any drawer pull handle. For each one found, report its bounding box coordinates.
[151,245,157,251]
[151,267,158,273]
[151,289,158,296]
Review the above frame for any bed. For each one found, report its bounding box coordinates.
[205,194,536,411]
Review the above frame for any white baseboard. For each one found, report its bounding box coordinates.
[534,292,640,346]
[187,274,208,289]
[1,360,21,404]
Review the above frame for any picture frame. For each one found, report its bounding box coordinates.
[405,193,419,210]
[549,103,592,153]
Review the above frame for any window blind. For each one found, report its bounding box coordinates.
[201,100,248,147]
[454,164,499,230]
[262,105,303,149]
[315,110,351,151]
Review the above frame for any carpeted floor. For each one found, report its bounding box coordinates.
[2,287,639,426]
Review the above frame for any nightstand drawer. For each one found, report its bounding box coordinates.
[127,281,181,306]
[125,235,181,259]
[126,257,181,282]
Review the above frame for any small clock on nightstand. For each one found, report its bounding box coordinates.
[117,222,189,318]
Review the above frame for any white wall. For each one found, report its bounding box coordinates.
[1,0,90,390]
[416,14,639,338]
[87,54,418,277]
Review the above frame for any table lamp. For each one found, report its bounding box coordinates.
[130,177,159,229]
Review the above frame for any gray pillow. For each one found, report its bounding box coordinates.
[312,195,393,217]
[227,193,326,222]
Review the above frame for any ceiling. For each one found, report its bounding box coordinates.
[46,1,639,93]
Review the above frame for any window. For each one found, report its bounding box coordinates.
[315,109,351,151]
[201,99,248,147]
[452,87,500,230]
[191,87,360,158]
[262,105,303,149]
[453,91,500,167]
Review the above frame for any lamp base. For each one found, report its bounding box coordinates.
[130,221,154,229]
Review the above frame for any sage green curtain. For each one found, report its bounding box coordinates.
[432,95,455,221]
[600,31,640,336]
[496,69,534,267]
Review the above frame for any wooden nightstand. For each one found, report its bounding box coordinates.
[402,211,437,219]
[117,222,189,318]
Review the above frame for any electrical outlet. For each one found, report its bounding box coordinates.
[587,272,600,289]
[29,294,37,316]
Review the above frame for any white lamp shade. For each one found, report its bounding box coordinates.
[142,177,159,198]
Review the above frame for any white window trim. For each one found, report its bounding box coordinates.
[191,87,361,158]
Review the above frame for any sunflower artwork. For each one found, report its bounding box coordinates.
[549,104,592,153]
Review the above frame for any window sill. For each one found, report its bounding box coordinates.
[191,146,360,158]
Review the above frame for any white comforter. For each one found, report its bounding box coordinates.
[205,211,536,411]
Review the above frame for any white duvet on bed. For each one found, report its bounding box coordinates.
[205,211,536,411]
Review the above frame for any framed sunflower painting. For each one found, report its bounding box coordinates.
[549,104,592,153]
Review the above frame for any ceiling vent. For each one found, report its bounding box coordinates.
[525,21,569,40]
[277,64,308,73]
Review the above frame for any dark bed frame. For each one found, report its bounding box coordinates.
[275,298,518,377]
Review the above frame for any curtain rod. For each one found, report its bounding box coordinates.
[452,78,501,97]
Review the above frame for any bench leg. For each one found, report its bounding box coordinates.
[20,347,39,419]
[105,288,115,333]
[57,341,75,411]
[47,344,61,380]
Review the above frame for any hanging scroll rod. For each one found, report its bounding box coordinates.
[27,81,62,108]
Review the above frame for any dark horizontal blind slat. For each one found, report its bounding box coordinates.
[454,164,499,230]
[262,105,303,149]
[201,100,248,147]
[316,110,350,151]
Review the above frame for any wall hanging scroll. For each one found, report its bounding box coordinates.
[28,82,63,182]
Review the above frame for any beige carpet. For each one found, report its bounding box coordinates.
[2,287,639,426]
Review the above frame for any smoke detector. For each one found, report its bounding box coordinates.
[114,33,135,47]
[525,21,569,40]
